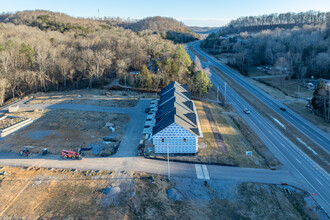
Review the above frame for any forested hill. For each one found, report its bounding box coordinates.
[127,16,200,43]
[0,11,199,43]
[0,10,210,106]
[0,10,123,36]
[221,11,329,34]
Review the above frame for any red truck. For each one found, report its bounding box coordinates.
[62,149,80,159]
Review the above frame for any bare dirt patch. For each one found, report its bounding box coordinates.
[0,166,321,219]
[0,110,129,155]
[27,89,140,108]
[202,102,228,154]
[0,117,26,130]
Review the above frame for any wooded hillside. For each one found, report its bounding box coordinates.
[0,11,207,106]
[222,10,329,34]
[0,11,199,43]
[202,11,330,80]
[128,16,200,43]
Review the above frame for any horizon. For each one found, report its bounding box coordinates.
[1,0,330,27]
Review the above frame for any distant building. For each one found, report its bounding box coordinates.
[129,71,139,76]
[153,81,200,154]
[306,78,330,90]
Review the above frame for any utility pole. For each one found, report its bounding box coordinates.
[328,85,330,121]
[167,143,170,181]
[98,9,100,19]
[297,83,300,99]
[124,75,126,88]
[216,86,219,103]
[224,82,227,106]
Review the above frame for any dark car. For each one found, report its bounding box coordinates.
[145,107,151,113]
[280,107,286,111]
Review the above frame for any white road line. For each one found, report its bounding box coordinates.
[202,165,210,180]
[295,158,302,164]
[195,164,203,179]
[315,178,323,186]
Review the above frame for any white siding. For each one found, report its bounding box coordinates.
[153,123,198,153]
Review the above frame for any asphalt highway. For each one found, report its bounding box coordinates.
[189,41,330,154]
[186,41,330,214]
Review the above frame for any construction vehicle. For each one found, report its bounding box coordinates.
[61,149,80,159]
[20,148,31,156]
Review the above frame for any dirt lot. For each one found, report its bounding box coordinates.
[0,166,322,219]
[1,109,129,155]
[27,89,141,108]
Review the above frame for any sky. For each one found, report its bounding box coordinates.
[1,0,330,27]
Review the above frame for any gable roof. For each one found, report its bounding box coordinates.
[153,81,199,137]
[159,81,191,99]
[153,107,199,136]
[156,94,194,123]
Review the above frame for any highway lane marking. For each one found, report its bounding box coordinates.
[315,178,323,186]
[295,158,302,164]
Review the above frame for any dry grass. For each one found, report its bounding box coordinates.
[246,78,295,101]
[256,77,313,99]
[284,101,330,133]
[0,166,319,219]
[193,101,273,168]
[210,65,330,172]
[0,110,129,154]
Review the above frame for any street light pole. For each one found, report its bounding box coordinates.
[167,143,170,181]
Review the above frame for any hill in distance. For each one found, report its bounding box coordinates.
[0,10,199,43]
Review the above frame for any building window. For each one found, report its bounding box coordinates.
[183,138,186,143]
[162,138,164,142]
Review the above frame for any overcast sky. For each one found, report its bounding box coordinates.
[1,0,330,27]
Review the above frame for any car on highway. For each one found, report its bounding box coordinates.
[243,107,251,114]
[280,107,286,111]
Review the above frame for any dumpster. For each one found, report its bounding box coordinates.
[42,148,48,155]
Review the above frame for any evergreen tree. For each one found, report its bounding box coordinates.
[140,64,152,88]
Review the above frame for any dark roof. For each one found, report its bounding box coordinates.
[156,95,194,123]
[153,81,199,136]
[159,81,191,99]
[158,88,191,107]
[153,107,199,136]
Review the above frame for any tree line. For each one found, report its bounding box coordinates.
[227,11,328,28]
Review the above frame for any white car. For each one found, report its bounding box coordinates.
[243,108,251,114]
